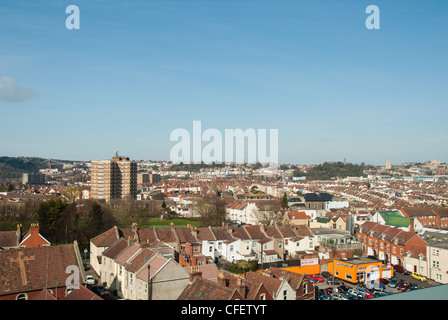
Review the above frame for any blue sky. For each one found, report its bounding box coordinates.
[0,0,447,165]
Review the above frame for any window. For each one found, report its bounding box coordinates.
[260,293,266,300]
[283,290,287,300]
[230,245,234,252]
[303,283,307,294]
[433,261,440,268]
[346,273,353,280]
[16,293,28,300]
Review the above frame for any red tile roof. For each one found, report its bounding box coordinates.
[0,243,83,296]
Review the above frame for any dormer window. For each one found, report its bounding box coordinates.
[16,293,28,300]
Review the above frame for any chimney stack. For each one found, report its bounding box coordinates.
[409,217,415,233]
[218,271,227,287]
[190,265,202,281]
[236,277,247,298]
[30,223,39,235]
[16,224,22,243]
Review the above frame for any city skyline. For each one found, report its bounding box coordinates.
[0,1,447,166]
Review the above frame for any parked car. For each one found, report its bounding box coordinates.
[379,278,390,285]
[86,275,96,285]
[319,294,335,300]
[394,264,411,275]
[375,291,394,297]
[411,272,427,282]
[332,292,353,300]
[324,287,333,295]
[353,288,374,299]
[366,280,385,291]
[321,271,332,279]
[327,278,342,286]
[409,284,419,291]
[397,281,411,291]
[388,277,402,288]
[337,285,352,292]
[308,274,325,282]
[357,287,373,295]
[347,288,364,299]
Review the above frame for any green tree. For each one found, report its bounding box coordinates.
[281,193,289,210]
[37,199,67,240]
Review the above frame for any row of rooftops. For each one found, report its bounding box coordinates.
[91,223,315,249]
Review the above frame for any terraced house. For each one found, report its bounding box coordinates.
[356,221,428,273]
[90,223,318,276]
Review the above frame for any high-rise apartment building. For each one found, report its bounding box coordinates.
[386,158,392,170]
[90,155,137,201]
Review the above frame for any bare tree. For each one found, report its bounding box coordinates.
[251,200,282,226]
[191,194,227,226]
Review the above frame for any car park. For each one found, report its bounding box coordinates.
[411,272,427,282]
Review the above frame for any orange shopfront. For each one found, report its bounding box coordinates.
[328,258,393,284]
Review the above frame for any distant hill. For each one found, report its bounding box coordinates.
[294,162,366,180]
[0,156,71,179]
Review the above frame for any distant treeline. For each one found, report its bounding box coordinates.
[294,162,368,180]
[0,156,69,179]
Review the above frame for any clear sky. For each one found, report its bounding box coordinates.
[0,0,447,165]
